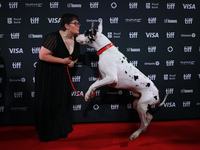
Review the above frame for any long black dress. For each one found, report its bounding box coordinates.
[35,31,80,142]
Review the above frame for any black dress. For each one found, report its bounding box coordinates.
[34,31,80,142]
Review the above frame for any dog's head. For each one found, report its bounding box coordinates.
[76,21,103,45]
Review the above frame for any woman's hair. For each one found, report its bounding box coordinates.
[60,13,79,31]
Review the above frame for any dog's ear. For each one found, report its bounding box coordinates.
[91,22,96,35]
[98,21,103,33]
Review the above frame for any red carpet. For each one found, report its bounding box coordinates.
[0,120,200,150]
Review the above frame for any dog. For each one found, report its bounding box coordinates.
[76,21,169,140]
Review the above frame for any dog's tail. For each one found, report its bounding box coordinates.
[158,91,170,107]
[147,91,169,114]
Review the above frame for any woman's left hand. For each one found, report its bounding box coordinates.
[68,61,75,68]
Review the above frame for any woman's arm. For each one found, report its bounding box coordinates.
[39,46,71,65]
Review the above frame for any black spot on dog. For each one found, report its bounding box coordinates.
[125,71,127,74]
[146,83,151,87]
[126,58,130,63]
[154,96,157,100]
[134,75,138,81]
[121,60,124,63]
[123,57,125,59]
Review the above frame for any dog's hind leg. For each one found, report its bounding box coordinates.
[129,96,150,140]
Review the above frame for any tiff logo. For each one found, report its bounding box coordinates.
[185,18,193,24]
[111,104,119,110]
[73,105,81,111]
[0,106,4,112]
[129,32,138,38]
[12,62,22,69]
[90,2,99,8]
[183,74,191,80]
[9,2,18,9]
[49,2,59,8]
[130,60,138,67]
[167,3,175,9]
[166,32,175,38]
[30,17,39,24]
[148,74,156,80]
[91,61,98,67]
[110,17,119,24]
[148,46,156,52]
[148,17,157,24]
[72,76,81,82]
[166,60,174,66]
[129,2,138,9]
[14,92,23,98]
[184,46,192,52]
[183,101,191,107]
[166,88,174,94]
[10,33,20,39]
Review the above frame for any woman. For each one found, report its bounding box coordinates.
[35,13,80,142]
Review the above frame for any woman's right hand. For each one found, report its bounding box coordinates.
[63,57,72,65]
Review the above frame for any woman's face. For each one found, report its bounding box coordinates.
[67,19,80,35]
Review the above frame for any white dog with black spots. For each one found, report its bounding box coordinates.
[76,21,169,140]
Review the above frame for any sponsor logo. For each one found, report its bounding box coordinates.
[86,18,102,23]
[182,4,196,9]
[91,61,98,67]
[181,33,196,38]
[71,91,84,96]
[180,61,195,66]
[47,18,61,23]
[107,32,121,38]
[89,76,99,82]
[9,48,23,54]
[11,107,27,112]
[9,78,26,83]
[107,90,123,95]
[164,74,176,80]
[181,89,193,94]
[145,32,159,38]
[67,3,82,8]
[184,46,192,52]
[14,92,23,98]
[12,62,21,69]
[125,18,142,23]
[164,102,176,107]
[7,18,21,24]
[25,3,43,7]
[28,34,43,39]
[164,19,178,24]
[0,106,4,112]
[144,61,160,66]
[111,2,117,9]
[146,3,159,9]
[166,88,174,94]
[127,47,140,52]
[93,104,99,110]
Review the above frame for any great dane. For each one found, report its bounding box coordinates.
[76,21,169,140]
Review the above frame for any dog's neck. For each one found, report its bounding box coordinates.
[91,33,112,52]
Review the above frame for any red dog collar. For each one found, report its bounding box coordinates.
[97,43,114,55]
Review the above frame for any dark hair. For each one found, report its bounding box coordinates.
[60,13,79,31]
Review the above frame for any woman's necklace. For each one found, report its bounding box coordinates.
[63,31,73,53]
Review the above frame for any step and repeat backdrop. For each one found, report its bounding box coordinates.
[0,0,200,125]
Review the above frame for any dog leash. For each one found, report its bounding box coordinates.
[64,57,101,98]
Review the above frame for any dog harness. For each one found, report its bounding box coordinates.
[97,43,114,55]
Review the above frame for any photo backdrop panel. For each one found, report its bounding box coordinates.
[0,0,199,125]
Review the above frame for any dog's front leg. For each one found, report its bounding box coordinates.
[85,75,118,101]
